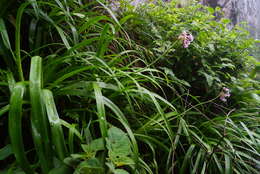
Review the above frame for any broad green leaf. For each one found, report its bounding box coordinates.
[106,127,134,167]
[74,158,103,174]
[106,127,132,157]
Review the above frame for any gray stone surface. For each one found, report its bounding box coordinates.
[202,0,260,39]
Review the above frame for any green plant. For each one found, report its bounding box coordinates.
[121,1,257,99]
[0,0,259,174]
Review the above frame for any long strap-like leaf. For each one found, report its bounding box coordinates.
[42,89,68,160]
[8,82,34,174]
[29,56,52,173]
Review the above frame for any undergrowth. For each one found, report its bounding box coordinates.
[0,0,259,174]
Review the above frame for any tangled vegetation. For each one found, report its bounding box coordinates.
[0,0,259,174]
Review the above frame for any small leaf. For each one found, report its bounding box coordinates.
[110,155,135,167]
[81,138,105,158]
[81,138,105,153]
[64,156,81,168]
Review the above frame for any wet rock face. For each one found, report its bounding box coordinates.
[115,0,260,39]
[202,0,260,39]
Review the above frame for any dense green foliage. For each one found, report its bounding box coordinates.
[0,0,259,174]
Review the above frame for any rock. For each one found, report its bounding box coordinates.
[202,0,260,39]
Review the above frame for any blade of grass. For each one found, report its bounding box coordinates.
[0,19,15,71]
[191,148,203,174]
[49,66,93,89]
[68,124,76,153]
[213,154,224,173]
[0,18,11,49]
[60,119,82,141]
[224,154,232,174]
[79,15,111,33]
[15,2,33,81]
[97,24,111,58]
[0,104,9,117]
[93,82,107,138]
[180,144,196,174]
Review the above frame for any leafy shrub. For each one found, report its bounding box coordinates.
[121,1,258,100]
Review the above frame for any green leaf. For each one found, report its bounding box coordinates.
[64,156,81,168]
[200,72,214,87]
[97,24,111,58]
[180,144,195,174]
[81,138,105,153]
[93,82,107,138]
[0,18,11,49]
[0,104,9,118]
[110,155,135,167]
[8,82,34,174]
[106,127,134,167]
[74,158,103,174]
[30,56,52,172]
[79,15,110,33]
[107,127,132,157]
[114,169,129,174]
[42,89,68,160]
[0,144,12,161]
[225,154,232,174]
[16,2,33,81]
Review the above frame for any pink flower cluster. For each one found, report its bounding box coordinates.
[220,87,231,102]
[178,31,194,48]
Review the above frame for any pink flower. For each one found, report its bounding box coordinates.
[109,1,120,11]
[178,31,194,48]
[220,87,231,102]
[186,33,194,42]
